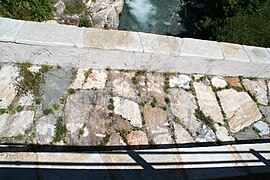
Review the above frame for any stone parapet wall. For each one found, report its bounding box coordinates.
[0,17,270,78]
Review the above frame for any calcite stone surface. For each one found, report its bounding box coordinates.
[83,70,107,90]
[253,121,269,136]
[218,89,262,133]
[211,76,227,89]
[35,114,57,144]
[113,97,142,128]
[169,88,202,136]
[126,131,148,145]
[242,79,268,105]
[169,74,191,89]
[214,124,234,141]
[0,65,19,108]
[173,122,194,144]
[194,82,224,124]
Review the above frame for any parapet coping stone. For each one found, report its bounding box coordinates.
[0,17,270,78]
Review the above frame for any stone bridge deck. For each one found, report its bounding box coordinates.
[0,18,270,179]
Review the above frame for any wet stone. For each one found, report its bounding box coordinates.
[218,89,262,133]
[35,114,57,144]
[242,79,268,105]
[140,74,166,105]
[169,74,191,89]
[113,97,142,128]
[194,82,224,124]
[108,71,136,98]
[126,131,148,145]
[169,88,202,136]
[41,68,72,108]
[235,126,260,140]
[0,64,19,108]
[142,105,173,144]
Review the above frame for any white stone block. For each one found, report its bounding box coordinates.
[139,32,181,55]
[0,18,24,42]
[83,28,143,52]
[16,21,84,47]
[244,45,270,64]
[181,38,224,59]
[220,42,250,62]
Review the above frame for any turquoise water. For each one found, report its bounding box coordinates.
[119,0,188,36]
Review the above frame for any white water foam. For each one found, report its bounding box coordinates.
[126,0,157,25]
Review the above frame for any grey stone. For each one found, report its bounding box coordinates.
[0,18,24,42]
[195,126,216,142]
[0,111,34,137]
[218,89,262,132]
[260,106,270,124]
[169,74,191,89]
[18,92,34,106]
[253,121,269,136]
[41,69,72,108]
[181,38,223,59]
[242,79,268,105]
[211,76,227,89]
[173,122,194,144]
[108,71,136,98]
[142,105,173,144]
[111,115,132,133]
[35,114,57,144]
[235,126,260,140]
[169,88,202,136]
[194,82,224,124]
[0,64,19,108]
[113,97,142,128]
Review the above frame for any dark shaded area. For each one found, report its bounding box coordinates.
[0,140,269,179]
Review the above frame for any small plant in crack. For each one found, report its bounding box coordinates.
[53,103,60,110]
[53,117,68,143]
[16,105,24,113]
[67,88,75,95]
[150,97,157,108]
[100,134,111,146]
[7,104,16,115]
[108,98,114,111]
[195,109,216,132]
[43,108,52,116]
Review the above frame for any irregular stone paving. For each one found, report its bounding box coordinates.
[0,63,269,146]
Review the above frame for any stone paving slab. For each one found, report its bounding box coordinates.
[0,18,24,42]
[0,62,269,147]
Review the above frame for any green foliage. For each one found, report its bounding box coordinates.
[53,117,68,143]
[17,63,44,96]
[0,0,53,22]
[195,109,215,131]
[67,88,75,95]
[53,103,60,110]
[194,0,270,47]
[16,105,24,113]
[65,0,87,15]
[79,16,92,27]
[43,108,52,115]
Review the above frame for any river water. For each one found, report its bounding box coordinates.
[119,0,188,36]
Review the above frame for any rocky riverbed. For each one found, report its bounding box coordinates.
[0,62,269,146]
